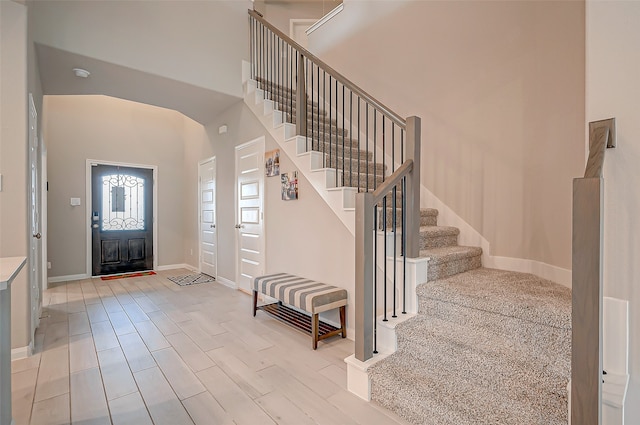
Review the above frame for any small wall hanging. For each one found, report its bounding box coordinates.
[265,149,280,177]
[281,171,298,201]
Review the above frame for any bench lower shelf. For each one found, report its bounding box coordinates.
[256,302,345,349]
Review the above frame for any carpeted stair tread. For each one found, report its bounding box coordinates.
[370,314,568,425]
[419,226,459,249]
[327,156,386,173]
[419,225,458,236]
[394,315,569,381]
[419,245,483,264]
[420,246,482,280]
[309,142,374,161]
[417,268,571,329]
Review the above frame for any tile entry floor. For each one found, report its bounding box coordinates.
[11,269,410,425]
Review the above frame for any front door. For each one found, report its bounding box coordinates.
[91,164,153,276]
[235,137,265,292]
[199,158,217,278]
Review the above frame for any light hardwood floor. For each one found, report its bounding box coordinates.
[11,269,411,425]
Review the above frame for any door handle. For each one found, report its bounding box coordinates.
[235,224,245,229]
[210,224,216,229]
[33,232,41,239]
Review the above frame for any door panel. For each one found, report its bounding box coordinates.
[236,138,265,292]
[29,94,41,337]
[91,164,153,275]
[199,158,217,278]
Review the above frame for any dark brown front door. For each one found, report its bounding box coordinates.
[91,164,153,276]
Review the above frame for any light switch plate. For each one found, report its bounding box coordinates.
[70,197,81,206]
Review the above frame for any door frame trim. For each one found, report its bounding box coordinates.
[85,159,159,277]
[198,156,217,278]
[235,136,265,292]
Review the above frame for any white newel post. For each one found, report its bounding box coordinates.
[0,257,27,425]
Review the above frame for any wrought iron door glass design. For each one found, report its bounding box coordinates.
[101,173,145,231]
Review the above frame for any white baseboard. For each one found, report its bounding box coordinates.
[485,256,572,288]
[216,276,237,289]
[157,264,197,272]
[11,341,33,360]
[47,273,88,283]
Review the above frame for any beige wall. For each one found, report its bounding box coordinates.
[30,0,252,98]
[1,0,31,348]
[183,100,355,327]
[43,95,193,277]
[587,1,640,421]
[309,0,585,270]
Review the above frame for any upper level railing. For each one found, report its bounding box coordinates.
[249,9,421,361]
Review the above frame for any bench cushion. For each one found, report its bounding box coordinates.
[253,273,347,314]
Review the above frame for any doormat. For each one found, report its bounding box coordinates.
[168,273,215,286]
[101,271,156,281]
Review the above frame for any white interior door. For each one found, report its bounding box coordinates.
[235,137,265,293]
[199,158,217,278]
[28,94,42,337]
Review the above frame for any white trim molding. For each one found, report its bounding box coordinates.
[216,276,237,290]
[485,256,572,288]
[157,264,198,272]
[306,3,344,35]
[47,273,89,283]
[11,341,33,361]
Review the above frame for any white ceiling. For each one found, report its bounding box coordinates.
[36,43,241,126]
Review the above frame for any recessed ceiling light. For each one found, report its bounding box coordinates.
[72,68,90,78]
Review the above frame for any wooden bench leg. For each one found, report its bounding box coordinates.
[252,290,258,317]
[340,305,346,339]
[312,313,319,350]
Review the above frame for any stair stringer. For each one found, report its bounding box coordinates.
[244,79,357,235]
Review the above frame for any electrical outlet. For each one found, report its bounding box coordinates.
[47,262,51,269]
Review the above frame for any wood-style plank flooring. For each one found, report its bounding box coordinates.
[11,269,410,425]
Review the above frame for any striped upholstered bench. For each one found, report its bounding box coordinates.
[253,273,347,349]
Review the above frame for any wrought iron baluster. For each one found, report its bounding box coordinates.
[383,194,388,322]
[342,84,347,186]
[329,75,338,180]
[349,91,353,188]
[373,111,377,191]
[402,174,407,314]
[365,103,369,192]
[392,122,397,318]
[323,70,326,157]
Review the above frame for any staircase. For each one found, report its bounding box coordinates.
[245,75,572,425]
[246,10,571,425]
